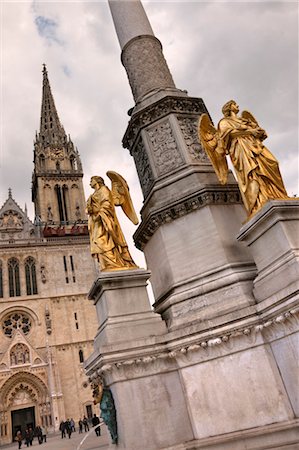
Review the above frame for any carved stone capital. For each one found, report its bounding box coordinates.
[123,96,209,150]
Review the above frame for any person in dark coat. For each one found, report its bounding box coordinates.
[28,427,34,446]
[83,416,89,432]
[59,421,66,439]
[34,426,42,445]
[91,413,101,436]
[65,419,72,439]
[78,419,83,434]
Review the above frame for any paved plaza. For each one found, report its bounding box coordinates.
[0,425,110,450]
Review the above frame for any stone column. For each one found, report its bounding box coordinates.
[109,0,178,105]
[108,0,256,330]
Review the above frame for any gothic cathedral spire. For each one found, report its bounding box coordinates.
[39,64,67,148]
[32,66,87,235]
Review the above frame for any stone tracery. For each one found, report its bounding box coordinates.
[2,312,32,338]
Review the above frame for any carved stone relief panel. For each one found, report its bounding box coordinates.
[146,120,184,177]
[177,116,209,162]
[131,139,155,198]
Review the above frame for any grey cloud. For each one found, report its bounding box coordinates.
[34,16,64,46]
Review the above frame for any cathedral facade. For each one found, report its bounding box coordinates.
[0,66,98,445]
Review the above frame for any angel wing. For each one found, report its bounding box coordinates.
[107,171,139,225]
[198,114,228,184]
[241,110,259,126]
[242,110,267,140]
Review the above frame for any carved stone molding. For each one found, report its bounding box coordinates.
[134,187,241,250]
[121,35,175,103]
[146,120,184,176]
[131,139,154,198]
[91,306,299,381]
[177,116,209,162]
[123,96,209,150]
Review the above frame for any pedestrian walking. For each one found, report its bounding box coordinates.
[41,426,47,443]
[15,430,22,449]
[24,428,30,447]
[91,413,101,436]
[65,419,72,439]
[70,418,75,432]
[59,420,66,439]
[78,419,83,434]
[28,427,34,446]
[34,425,43,445]
[83,416,89,432]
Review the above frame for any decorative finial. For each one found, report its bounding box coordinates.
[8,188,12,198]
[25,203,28,215]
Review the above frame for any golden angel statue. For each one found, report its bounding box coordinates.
[198,100,289,218]
[86,172,139,271]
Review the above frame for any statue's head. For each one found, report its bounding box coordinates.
[90,176,104,188]
[222,100,237,117]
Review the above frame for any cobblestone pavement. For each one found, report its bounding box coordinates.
[0,425,110,450]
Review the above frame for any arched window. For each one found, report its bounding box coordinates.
[8,258,20,297]
[39,154,45,170]
[70,156,78,171]
[0,260,3,298]
[55,185,68,222]
[25,257,38,295]
[79,349,84,363]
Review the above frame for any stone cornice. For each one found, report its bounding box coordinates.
[89,305,299,382]
[134,186,242,249]
[123,95,209,149]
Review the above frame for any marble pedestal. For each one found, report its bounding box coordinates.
[237,200,299,304]
[88,268,166,349]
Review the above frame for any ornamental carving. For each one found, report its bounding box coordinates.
[134,187,241,250]
[147,121,184,176]
[122,35,175,103]
[10,343,30,366]
[0,210,23,232]
[123,96,209,149]
[131,140,154,198]
[90,306,299,381]
[177,116,209,162]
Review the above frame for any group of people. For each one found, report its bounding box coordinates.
[15,425,47,448]
[59,418,75,439]
[60,415,101,439]
[15,415,101,448]
[78,416,90,434]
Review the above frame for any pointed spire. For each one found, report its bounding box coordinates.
[38,64,67,149]
[8,188,12,198]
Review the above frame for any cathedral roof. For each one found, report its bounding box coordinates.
[0,189,35,241]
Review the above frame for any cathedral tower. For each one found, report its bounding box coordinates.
[32,65,86,230]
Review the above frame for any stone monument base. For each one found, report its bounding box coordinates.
[88,268,166,349]
[237,200,299,304]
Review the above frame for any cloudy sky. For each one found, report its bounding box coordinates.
[1,0,298,268]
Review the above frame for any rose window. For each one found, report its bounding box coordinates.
[2,312,32,338]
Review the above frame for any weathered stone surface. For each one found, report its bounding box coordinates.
[237,200,299,303]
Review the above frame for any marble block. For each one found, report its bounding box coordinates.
[88,268,166,348]
[237,200,299,303]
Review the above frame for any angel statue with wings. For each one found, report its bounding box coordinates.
[198,100,289,218]
[86,172,139,271]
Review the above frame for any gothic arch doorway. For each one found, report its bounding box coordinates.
[0,371,51,443]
